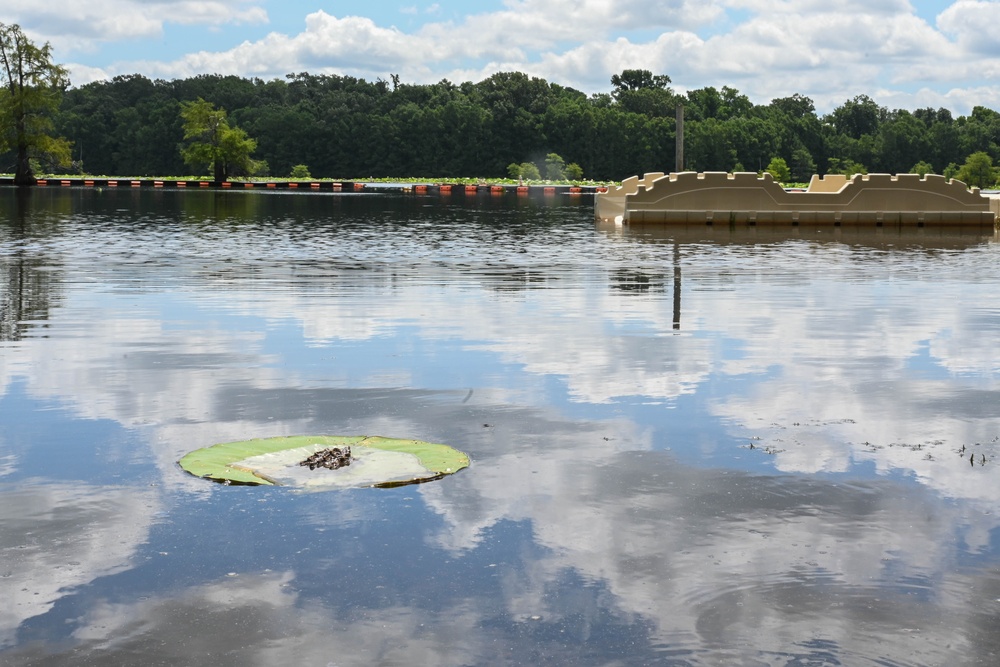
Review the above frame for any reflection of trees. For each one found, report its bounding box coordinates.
[0,191,59,342]
[609,269,664,293]
[489,269,548,292]
[0,253,58,342]
[609,243,680,330]
[174,189,263,223]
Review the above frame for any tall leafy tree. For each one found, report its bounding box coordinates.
[0,23,71,185]
[874,110,930,173]
[957,151,997,189]
[726,116,780,172]
[179,98,257,181]
[686,86,751,122]
[957,106,1000,162]
[765,95,825,169]
[611,69,677,117]
[788,147,817,181]
[610,69,671,97]
[828,95,886,139]
[686,117,737,171]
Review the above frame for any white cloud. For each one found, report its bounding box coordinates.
[727,0,913,13]
[2,1,992,113]
[93,3,1000,112]
[129,12,424,80]
[0,1,268,51]
[938,0,1000,55]
[65,62,113,86]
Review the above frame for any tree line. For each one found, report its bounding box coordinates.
[2,22,1000,186]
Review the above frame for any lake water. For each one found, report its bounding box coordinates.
[2,187,1000,666]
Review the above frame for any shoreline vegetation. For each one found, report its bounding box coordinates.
[0,174,617,187]
[0,175,617,195]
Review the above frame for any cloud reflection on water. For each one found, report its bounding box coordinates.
[4,224,1000,502]
[2,194,1000,664]
[3,454,997,665]
[0,483,160,648]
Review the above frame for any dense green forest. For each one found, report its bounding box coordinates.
[14,69,1000,183]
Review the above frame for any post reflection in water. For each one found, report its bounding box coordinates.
[673,241,681,330]
[1,187,1000,666]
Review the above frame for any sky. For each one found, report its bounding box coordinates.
[1,0,999,115]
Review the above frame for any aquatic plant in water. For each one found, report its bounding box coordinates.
[179,435,469,490]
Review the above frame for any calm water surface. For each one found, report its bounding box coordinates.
[2,187,1000,666]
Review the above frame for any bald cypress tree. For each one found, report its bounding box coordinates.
[179,98,258,182]
[0,23,71,185]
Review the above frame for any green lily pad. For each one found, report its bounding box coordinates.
[179,435,469,490]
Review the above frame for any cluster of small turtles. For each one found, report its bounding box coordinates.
[299,446,352,471]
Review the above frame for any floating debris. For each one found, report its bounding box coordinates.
[738,421,998,470]
[968,453,989,466]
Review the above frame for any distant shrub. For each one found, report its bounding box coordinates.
[290,164,311,179]
[519,162,541,180]
[545,153,566,180]
[508,162,542,180]
[957,152,998,189]
[765,157,790,183]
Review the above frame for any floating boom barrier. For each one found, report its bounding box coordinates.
[0,178,602,197]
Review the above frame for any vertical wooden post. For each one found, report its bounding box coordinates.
[675,105,684,172]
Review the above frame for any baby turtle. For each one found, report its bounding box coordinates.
[299,446,352,471]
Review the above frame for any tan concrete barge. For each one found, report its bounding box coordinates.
[596,171,1000,228]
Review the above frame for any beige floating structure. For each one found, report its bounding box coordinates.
[596,171,999,228]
